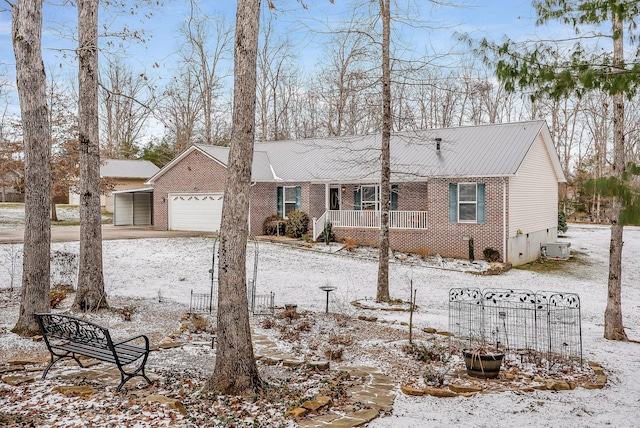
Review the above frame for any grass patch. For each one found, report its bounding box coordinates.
[515,251,589,273]
[0,203,24,209]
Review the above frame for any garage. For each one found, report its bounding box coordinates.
[168,193,224,232]
[113,188,153,226]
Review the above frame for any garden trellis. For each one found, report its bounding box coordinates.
[449,287,582,365]
[189,236,274,315]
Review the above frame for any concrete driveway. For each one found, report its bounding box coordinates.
[0,225,216,244]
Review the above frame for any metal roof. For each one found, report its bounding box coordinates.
[149,121,566,184]
[101,159,160,179]
[254,120,565,182]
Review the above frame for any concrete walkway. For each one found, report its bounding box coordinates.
[0,225,215,244]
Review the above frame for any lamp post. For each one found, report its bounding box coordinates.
[319,285,337,313]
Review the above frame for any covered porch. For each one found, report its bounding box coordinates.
[311,182,428,240]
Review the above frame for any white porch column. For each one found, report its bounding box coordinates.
[325,182,330,211]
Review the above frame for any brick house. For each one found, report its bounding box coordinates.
[145,120,565,266]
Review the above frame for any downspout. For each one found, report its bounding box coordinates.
[503,177,507,264]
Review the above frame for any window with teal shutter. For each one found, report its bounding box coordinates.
[354,187,361,210]
[477,184,485,224]
[277,187,283,217]
[295,186,301,210]
[450,183,485,224]
[448,183,457,223]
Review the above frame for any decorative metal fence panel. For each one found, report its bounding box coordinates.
[449,287,582,364]
[190,279,275,315]
[189,236,275,316]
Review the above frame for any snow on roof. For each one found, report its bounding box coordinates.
[100,159,160,179]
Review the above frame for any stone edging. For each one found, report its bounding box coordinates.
[400,360,607,398]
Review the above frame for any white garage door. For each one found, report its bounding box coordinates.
[168,193,224,232]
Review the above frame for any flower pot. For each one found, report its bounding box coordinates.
[463,349,504,379]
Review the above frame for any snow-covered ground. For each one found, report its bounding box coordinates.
[1,218,639,427]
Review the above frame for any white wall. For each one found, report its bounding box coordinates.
[507,133,561,265]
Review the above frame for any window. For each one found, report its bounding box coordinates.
[458,183,477,222]
[354,184,397,211]
[284,186,298,216]
[449,182,485,224]
[277,186,301,218]
[361,185,379,211]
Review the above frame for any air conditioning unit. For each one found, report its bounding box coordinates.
[541,242,571,259]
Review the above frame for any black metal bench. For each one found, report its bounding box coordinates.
[35,313,152,392]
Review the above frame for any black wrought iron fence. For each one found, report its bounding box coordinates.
[449,287,582,364]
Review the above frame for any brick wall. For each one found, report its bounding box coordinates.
[152,149,227,230]
[333,177,508,261]
[152,150,509,261]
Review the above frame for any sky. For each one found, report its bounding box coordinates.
[0,0,568,122]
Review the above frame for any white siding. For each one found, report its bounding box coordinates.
[114,192,152,225]
[133,193,152,225]
[509,134,559,237]
[114,193,133,226]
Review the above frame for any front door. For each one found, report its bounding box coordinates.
[329,187,341,210]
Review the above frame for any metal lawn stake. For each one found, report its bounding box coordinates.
[409,279,417,344]
[319,284,337,313]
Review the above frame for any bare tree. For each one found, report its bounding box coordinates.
[100,57,155,158]
[46,72,79,221]
[605,9,627,341]
[0,74,23,203]
[73,0,107,311]
[316,16,376,137]
[257,12,298,141]
[9,0,52,336]
[157,73,203,154]
[204,0,261,395]
[179,4,233,145]
[376,0,391,303]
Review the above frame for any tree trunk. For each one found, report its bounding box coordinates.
[204,0,261,395]
[51,201,58,222]
[376,0,391,303]
[11,0,52,337]
[604,10,627,341]
[73,0,107,312]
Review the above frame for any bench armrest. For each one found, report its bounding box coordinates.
[114,334,150,351]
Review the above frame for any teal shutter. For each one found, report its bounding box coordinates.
[277,187,283,217]
[477,183,485,224]
[391,184,398,210]
[448,183,457,223]
[354,187,361,210]
[295,186,301,210]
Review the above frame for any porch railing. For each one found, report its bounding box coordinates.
[313,209,428,240]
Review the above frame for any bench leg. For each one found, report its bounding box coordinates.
[116,369,153,392]
[115,356,153,392]
[42,352,84,380]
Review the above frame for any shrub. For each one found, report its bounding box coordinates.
[318,221,335,243]
[483,247,501,262]
[285,210,309,238]
[49,284,74,309]
[263,214,285,236]
[558,211,568,234]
